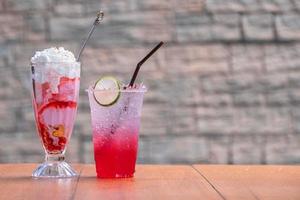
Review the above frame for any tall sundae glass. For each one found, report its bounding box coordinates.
[31,47,80,178]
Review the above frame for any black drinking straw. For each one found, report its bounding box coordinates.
[129,41,164,86]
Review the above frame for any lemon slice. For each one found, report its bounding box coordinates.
[93,76,121,106]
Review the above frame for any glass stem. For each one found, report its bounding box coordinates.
[45,154,65,163]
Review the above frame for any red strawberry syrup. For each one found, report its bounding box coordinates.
[32,76,79,154]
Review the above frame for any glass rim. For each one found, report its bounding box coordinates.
[31,61,81,65]
[86,87,147,93]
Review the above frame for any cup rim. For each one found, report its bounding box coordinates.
[86,86,147,93]
[31,61,81,65]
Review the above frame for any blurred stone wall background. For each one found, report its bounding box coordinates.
[0,0,300,164]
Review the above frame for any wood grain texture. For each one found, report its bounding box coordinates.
[74,164,222,200]
[193,165,300,200]
[0,164,82,200]
[1,164,299,200]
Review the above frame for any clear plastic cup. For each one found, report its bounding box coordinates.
[87,86,146,178]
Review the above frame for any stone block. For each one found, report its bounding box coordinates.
[0,102,17,133]
[81,137,94,163]
[213,13,240,24]
[241,0,263,12]
[227,73,258,93]
[0,45,14,66]
[0,132,42,163]
[0,66,27,101]
[81,47,160,77]
[173,0,205,13]
[266,134,300,164]
[199,94,232,107]
[295,0,300,11]
[102,10,172,27]
[0,135,24,163]
[197,106,235,118]
[0,14,24,43]
[243,14,274,40]
[212,13,241,41]
[80,49,128,88]
[49,17,91,41]
[233,107,268,134]
[175,12,212,25]
[276,14,300,40]
[137,137,150,163]
[232,92,264,107]
[207,136,230,163]
[54,3,83,17]
[6,0,50,11]
[232,135,264,164]
[24,13,46,42]
[0,1,4,11]
[266,90,290,107]
[288,71,300,88]
[165,44,229,75]
[231,44,264,72]
[261,0,296,12]
[22,105,36,131]
[265,107,292,134]
[258,73,288,92]
[137,0,173,11]
[201,74,231,94]
[139,103,170,136]
[84,0,138,15]
[291,107,300,134]
[112,24,173,44]
[138,135,208,163]
[197,117,236,135]
[176,24,213,42]
[65,135,80,163]
[50,13,173,45]
[211,24,241,41]
[206,0,245,13]
[166,44,226,62]
[25,13,45,33]
[13,101,36,133]
[143,74,201,107]
[204,44,230,59]
[168,107,198,135]
[264,45,285,71]
[288,88,300,106]
[234,107,291,134]
[176,13,241,42]
[260,0,281,12]
[74,109,92,137]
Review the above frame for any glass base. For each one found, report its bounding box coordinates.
[32,154,78,178]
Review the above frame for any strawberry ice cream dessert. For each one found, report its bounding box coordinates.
[31,47,80,155]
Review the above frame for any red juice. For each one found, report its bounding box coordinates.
[93,126,138,178]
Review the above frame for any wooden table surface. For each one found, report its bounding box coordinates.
[0,164,299,200]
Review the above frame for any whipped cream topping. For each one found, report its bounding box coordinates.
[31,47,80,93]
[31,47,76,63]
